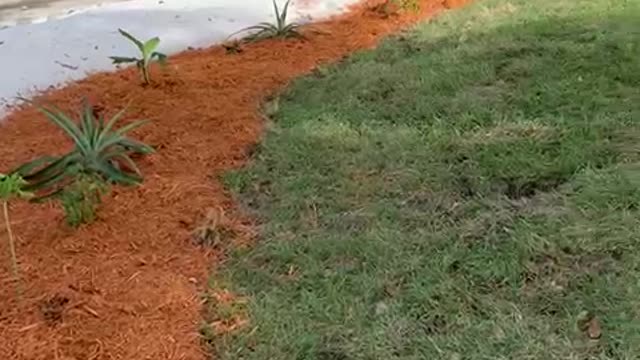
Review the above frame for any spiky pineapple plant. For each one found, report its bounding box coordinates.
[13,101,153,225]
[110,29,167,85]
[234,0,301,42]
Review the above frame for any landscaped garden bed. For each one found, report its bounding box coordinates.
[3,0,638,358]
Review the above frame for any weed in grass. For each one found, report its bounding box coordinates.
[110,29,167,85]
[200,287,248,352]
[233,0,301,42]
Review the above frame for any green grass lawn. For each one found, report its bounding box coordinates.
[209,0,640,358]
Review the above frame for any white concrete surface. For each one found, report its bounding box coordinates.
[0,0,129,27]
[0,0,358,112]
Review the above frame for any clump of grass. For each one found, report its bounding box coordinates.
[0,173,32,295]
[14,100,153,226]
[200,287,248,352]
[59,174,108,227]
[234,0,301,42]
[110,29,167,85]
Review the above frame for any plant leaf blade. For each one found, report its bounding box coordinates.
[117,28,144,51]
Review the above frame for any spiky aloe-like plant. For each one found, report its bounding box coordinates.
[14,101,154,200]
[235,0,301,42]
[0,173,32,294]
[110,29,167,85]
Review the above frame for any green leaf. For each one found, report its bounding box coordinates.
[95,132,123,154]
[36,105,90,154]
[20,156,67,183]
[80,100,97,147]
[93,119,149,153]
[97,106,129,146]
[0,173,31,200]
[235,0,297,42]
[143,37,161,59]
[115,154,143,177]
[10,156,58,177]
[118,28,144,52]
[96,160,142,185]
[241,24,277,41]
[152,52,167,65]
[273,0,282,28]
[114,119,150,137]
[118,138,155,154]
[255,22,278,30]
[20,101,153,196]
[281,24,301,38]
[21,154,78,191]
[29,186,66,203]
[280,0,292,29]
[93,114,105,147]
[24,168,71,195]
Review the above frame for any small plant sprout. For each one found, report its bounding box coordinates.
[234,0,302,42]
[394,0,421,12]
[0,173,32,294]
[110,29,167,85]
[60,174,108,227]
[373,0,420,17]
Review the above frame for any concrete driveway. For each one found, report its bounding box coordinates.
[0,0,358,111]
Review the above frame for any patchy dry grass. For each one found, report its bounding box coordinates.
[212,0,640,358]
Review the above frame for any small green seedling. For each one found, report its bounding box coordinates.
[374,0,420,17]
[60,174,108,228]
[394,0,421,12]
[233,0,302,42]
[0,173,32,295]
[110,29,167,85]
